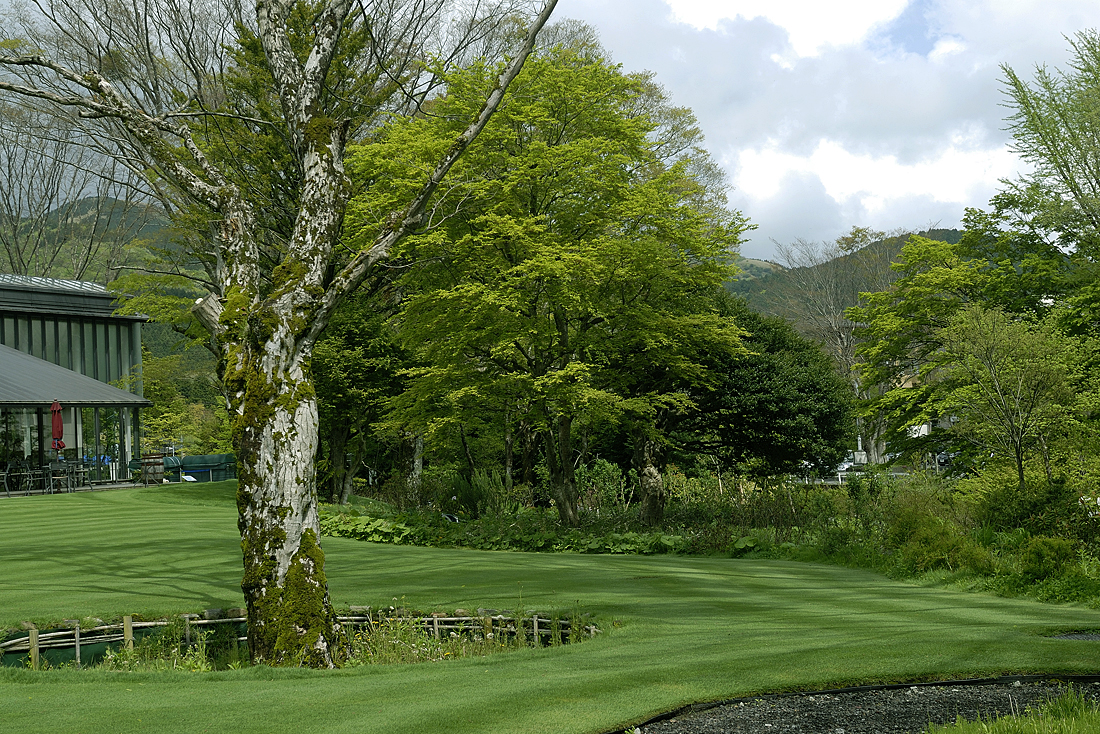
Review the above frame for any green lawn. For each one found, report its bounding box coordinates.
[3,484,1100,734]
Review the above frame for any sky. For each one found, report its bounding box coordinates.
[553,0,1100,260]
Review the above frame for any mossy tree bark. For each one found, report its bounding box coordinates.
[0,0,558,667]
[634,434,665,526]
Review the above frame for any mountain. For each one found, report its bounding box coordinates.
[728,228,963,318]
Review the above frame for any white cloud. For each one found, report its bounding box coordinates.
[664,0,911,56]
[928,38,966,63]
[734,134,1019,215]
[554,0,1100,257]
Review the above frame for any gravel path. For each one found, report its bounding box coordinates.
[628,679,1100,734]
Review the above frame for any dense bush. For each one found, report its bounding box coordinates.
[959,470,1091,539]
[320,504,687,555]
[1020,536,1078,581]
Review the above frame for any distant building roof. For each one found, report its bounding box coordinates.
[0,273,109,294]
[0,273,140,320]
[0,343,151,408]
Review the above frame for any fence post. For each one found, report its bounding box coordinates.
[532,615,539,646]
[124,615,133,650]
[28,627,39,670]
[64,620,81,668]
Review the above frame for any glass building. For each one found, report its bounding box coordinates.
[0,274,149,483]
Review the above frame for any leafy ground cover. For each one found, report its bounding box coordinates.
[4,483,1100,734]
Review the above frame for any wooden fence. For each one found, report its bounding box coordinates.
[1,610,598,669]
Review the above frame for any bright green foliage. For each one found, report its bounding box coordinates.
[936,307,1074,490]
[138,346,232,455]
[1002,30,1100,257]
[850,227,1071,463]
[320,513,413,544]
[1020,536,1079,581]
[346,41,747,523]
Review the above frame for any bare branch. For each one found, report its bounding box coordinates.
[309,0,558,348]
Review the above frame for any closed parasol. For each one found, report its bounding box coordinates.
[50,400,65,450]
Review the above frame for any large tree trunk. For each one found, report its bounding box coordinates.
[337,430,361,505]
[634,434,665,526]
[338,469,356,506]
[544,416,580,526]
[226,341,339,667]
[326,418,351,503]
[0,0,558,670]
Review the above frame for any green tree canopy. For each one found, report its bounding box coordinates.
[679,296,855,479]
[850,221,1070,462]
[348,39,748,525]
[936,306,1074,492]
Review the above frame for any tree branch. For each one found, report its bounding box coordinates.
[306,0,559,348]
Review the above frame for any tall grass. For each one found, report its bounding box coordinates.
[925,689,1100,734]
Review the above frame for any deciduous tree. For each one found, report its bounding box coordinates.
[680,296,855,480]
[937,306,1073,492]
[0,0,557,666]
[362,39,747,525]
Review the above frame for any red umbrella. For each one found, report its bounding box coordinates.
[50,400,65,450]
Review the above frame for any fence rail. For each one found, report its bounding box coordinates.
[2,610,598,669]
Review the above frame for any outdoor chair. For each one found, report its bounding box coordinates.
[46,461,71,493]
[3,461,42,496]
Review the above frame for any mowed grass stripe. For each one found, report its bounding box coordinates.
[2,484,1100,734]
[0,488,243,625]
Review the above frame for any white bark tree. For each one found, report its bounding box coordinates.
[0,0,556,666]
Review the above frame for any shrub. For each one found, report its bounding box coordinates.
[898,530,992,576]
[320,513,413,544]
[844,471,889,536]
[575,459,627,512]
[960,469,1087,538]
[884,476,961,549]
[818,526,857,556]
[870,474,997,578]
[98,617,215,672]
[1020,536,1078,581]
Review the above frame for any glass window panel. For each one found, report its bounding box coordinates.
[44,319,56,365]
[29,317,43,359]
[17,317,29,353]
[95,322,107,381]
[0,409,18,464]
[58,320,71,370]
[82,322,95,377]
[110,323,121,382]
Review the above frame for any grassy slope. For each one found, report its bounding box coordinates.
[3,484,1100,734]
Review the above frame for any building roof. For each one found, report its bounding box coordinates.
[0,273,142,320]
[0,273,109,294]
[0,343,151,408]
